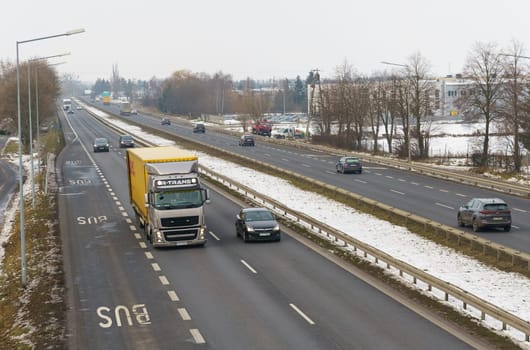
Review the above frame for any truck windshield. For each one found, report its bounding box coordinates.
[153,189,203,209]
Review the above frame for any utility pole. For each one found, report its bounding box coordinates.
[307,69,320,141]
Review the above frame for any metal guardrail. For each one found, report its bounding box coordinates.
[201,166,530,343]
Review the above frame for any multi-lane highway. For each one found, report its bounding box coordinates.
[91,100,530,255]
[56,104,488,348]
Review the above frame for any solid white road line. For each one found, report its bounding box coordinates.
[241,260,258,274]
[289,303,315,325]
[435,202,454,210]
[190,329,205,344]
[178,308,191,321]
[209,231,221,240]
[390,189,405,195]
[168,290,179,301]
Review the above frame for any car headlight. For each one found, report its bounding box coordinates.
[246,226,254,233]
[273,224,280,231]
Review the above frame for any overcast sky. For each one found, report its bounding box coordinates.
[3,0,530,83]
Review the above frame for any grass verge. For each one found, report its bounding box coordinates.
[0,129,65,349]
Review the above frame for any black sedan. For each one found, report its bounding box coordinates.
[239,135,255,146]
[93,138,110,152]
[336,156,362,174]
[119,135,135,148]
[235,208,281,242]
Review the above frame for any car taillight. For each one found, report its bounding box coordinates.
[479,210,510,214]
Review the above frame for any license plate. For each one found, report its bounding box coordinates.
[492,217,503,221]
[259,233,270,237]
[176,241,189,246]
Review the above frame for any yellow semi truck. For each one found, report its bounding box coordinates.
[126,146,210,247]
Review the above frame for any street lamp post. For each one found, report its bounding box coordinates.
[35,61,67,178]
[16,28,84,287]
[28,54,70,208]
[381,60,412,164]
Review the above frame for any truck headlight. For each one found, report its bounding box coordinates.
[155,231,164,242]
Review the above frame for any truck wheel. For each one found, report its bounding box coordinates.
[146,225,153,243]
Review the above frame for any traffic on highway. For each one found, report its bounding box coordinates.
[54,101,496,349]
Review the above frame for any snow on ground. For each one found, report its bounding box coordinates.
[82,106,530,347]
[0,147,34,271]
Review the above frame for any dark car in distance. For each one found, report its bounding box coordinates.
[457,198,511,232]
[93,137,110,152]
[193,122,205,133]
[336,156,362,174]
[235,207,281,242]
[119,135,135,148]
[239,135,255,146]
[161,117,171,125]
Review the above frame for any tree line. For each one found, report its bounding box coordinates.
[0,60,60,149]
[91,70,309,119]
[309,42,530,172]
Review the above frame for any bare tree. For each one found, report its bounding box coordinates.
[460,42,505,167]
[405,52,432,158]
[499,41,529,172]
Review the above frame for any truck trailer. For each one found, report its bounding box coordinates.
[120,101,132,115]
[126,146,210,247]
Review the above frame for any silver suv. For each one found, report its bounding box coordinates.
[457,198,511,232]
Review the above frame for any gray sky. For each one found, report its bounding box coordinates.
[3,0,530,83]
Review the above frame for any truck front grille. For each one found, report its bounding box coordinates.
[161,216,199,227]
[163,229,198,241]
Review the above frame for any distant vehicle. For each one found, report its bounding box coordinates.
[93,138,110,152]
[272,127,305,139]
[193,122,205,133]
[457,198,511,232]
[250,119,272,136]
[235,207,281,242]
[130,109,138,115]
[336,157,362,174]
[67,109,75,115]
[120,101,132,116]
[239,134,255,146]
[62,98,72,111]
[102,91,111,105]
[76,105,83,110]
[161,117,171,125]
[119,135,135,148]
